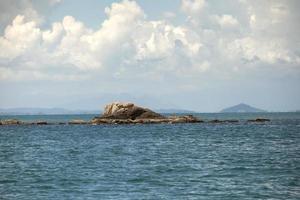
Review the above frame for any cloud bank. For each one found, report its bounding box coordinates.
[0,0,299,82]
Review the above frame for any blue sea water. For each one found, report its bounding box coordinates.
[0,113,300,199]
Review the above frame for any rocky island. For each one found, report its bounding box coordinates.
[91,102,202,124]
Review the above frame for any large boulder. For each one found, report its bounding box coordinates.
[100,102,165,120]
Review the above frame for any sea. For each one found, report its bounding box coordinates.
[0,112,299,199]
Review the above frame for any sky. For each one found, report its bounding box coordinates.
[0,0,299,112]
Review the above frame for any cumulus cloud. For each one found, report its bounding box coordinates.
[0,0,299,81]
[0,15,42,59]
[226,37,295,64]
[181,0,206,16]
[0,0,42,28]
[215,15,239,28]
[0,0,205,80]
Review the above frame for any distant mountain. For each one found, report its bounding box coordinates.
[155,109,196,114]
[220,103,266,113]
[0,108,100,115]
[0,107,196,115]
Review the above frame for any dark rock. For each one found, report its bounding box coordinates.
[208,119,239,123]
[247,118,270,122]
[209,119,223,123]
[36,121,48,125]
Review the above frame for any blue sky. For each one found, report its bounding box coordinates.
[0,0,299,112]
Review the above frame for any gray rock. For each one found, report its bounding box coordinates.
[100,102,165,120]
[69,119,88,125]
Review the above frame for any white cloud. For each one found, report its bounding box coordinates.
[49,0,63,6]
[42,22,64,45]
[0,0,205,80]
[226,37,296,64]
[163,12,176,19]
[0,15,42,59]
[215,15,239,28]
[181,0,206,16]
[134,21,201,62]
[0,0,299,82]
[0,0,43,27]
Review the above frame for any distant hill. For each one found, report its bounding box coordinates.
[0,108,100,115]
[220,103,266,113]
[155,109,196,114]
[0,107,197,115]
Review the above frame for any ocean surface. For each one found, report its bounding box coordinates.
[0,113,299,199]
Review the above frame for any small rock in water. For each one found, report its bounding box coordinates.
[209,119,223,123]
[247,118,270,122]
[36,121,48,125]
[69,119,88,125]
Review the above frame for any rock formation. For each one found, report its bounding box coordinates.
[0,119,22,125]
[91,102,202,124]
[101,102,165,120]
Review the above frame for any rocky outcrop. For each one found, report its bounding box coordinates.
[91,102,202,124]
[0,119,22,125]
[101,102,165,120]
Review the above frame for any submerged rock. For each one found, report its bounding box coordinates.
[209,119,223,123]
[91,102,202,124]
[224,119,239,123]
[208,119,240,123]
